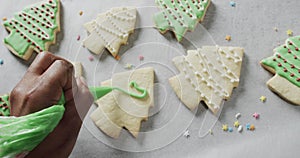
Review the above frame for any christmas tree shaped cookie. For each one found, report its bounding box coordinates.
[3,0,60,60]
[83,7,137,59]
[169,46,244,114]
[90,67,154,138]
[153,0,211,41]
[261,36,300,105]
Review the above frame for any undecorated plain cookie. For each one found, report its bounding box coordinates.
[3,0,61,60]
[83,7,137,59]
[261,36,300,105]
[169,46,244,114]
[90,67,154,138]
[153,0,211,41]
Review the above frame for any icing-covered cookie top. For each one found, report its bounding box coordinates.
[3,0,60,57]
[261,36,300,87]
[154,0,210,41]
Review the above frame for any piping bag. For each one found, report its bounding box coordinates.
[0,81,147,158]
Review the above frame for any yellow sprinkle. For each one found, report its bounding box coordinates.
[250,124,255,131]
[209,129,213,135]
[260,96,266,103]
[222,124,228,131]
[2,17,7,21]
[234,121,240,128]
[79,10,83,16]
[225,35,231,41]
[287,29,293,36]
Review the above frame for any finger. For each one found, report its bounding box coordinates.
[41,60,76,103]
[28,52,69,75]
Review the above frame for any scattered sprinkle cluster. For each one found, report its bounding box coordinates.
[222,112,259,133]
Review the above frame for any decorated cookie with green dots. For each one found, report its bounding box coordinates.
[0,94,10,117]
[261,36,300,105]
[153,0,211,41]
[3,0,60,60]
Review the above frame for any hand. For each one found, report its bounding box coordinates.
[10,52,94,158]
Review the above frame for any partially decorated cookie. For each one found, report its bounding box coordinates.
[261,36,300,105]
[0,95,10,117]
[90,67,154,138]
[3,0,61,60]
[169,46,244,114]
[83,7,137,59]
[153,0,211,41]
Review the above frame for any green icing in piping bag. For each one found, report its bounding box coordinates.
[0,81,147,157]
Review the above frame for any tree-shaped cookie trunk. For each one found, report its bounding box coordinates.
[3,0,60,60]
[90,67,154,138]
[261,36,300,105]
[83,7,137,59]
[153,0,211,41]
[169,46,244,114]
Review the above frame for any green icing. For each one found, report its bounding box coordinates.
[154,0,210,41]
[262,36,300,87]
[3,0,59,56]
[0,105,65,158]
[0,95,10,117]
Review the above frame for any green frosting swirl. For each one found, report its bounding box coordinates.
[3,0,59,56]
[261,36,300,87]
[153,0,210,41]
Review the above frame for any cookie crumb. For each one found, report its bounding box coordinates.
[259,96,266,102]
[2,17,7,21]
[230,1,236,7]
[287,29,293,36]
[225,35,231,41]
[79,10,83,16]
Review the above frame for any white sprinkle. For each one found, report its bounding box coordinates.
[237,125,243,133]
[235,113,241,119]
[183,130,190,138]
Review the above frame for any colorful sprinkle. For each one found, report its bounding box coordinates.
[287,29,293,36]
[225,35,231,41]
[139,55,144,61]
[209,129,213,135]
[246,123,251,130]
[274,27,278,32]
[235,113,241,119]
[222,124,228,131]
[259,96,266,102]
[228,127,233,132]
[252,112,260,119]
[125,63,134,69]
[234,121,240,128]
[0,59,4,65]
[77,35,81,41]
[237,125,243,132]
[249,124,255,131]
[88,56,94,61]
[115,55,121,60]
[79,10,83,16]
[2,17,7,21]
[229,1,236,7]
[183,130,190,138]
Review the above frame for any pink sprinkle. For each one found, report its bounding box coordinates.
[139,55,144,61]
[77,35,81,41]
[88,56,94,61]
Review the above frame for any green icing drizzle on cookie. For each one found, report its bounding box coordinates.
[261,36,300,87]
[153,0,210,41]
[3,0,60,56]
